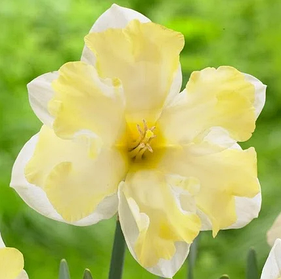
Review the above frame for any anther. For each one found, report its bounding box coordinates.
[129,120,156,160]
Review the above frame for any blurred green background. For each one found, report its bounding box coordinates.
[0,0,281,278]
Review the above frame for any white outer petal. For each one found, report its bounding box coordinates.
[118,183,190,278]
[243,73,266,118]
[16,270,29,279]
[0,233,5,248]
[196,139,261,231]
[261,238,281,279]
[27,72,58,126]
[227,192,261,229]
[199,189,261,231]
[164,66,183,107]
[10,133,118,226]
[81,4,150,65]
[267,213,281,247]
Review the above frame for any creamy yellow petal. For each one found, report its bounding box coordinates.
[196,175,261,233]
[216,193,261,230]
[24,125,128,222]
[158,142,259,236]
[118,184,191,278]
[11,133,120,225]
[81,4,150,65]
[0,248,24,279]
[85,20,184,123]
[49,61,126,146]
[119,170,200,268]
[158,66,256,144]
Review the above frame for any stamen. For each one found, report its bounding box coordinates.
[137,124,144,136]
[143,119,148,130]
[146,144,153,153]
[129,120,156,160]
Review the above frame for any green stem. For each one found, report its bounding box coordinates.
[188,235,200,279]
[108,218,126,279]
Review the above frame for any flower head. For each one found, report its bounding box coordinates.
[10,4,266,277]
[0,233,28,279]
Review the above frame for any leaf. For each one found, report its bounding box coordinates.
[59,259,71,279]
[108,220,126,279]
[188,235,200,279]
[247,248,258,279]
[83,269,93,279]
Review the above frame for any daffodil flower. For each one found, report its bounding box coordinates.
[10,4,266,277]
[261,238,281,279]
[0,233,28,279]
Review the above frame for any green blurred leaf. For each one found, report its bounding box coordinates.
[59,259,71,279]
[247,248,258,279]
[188,235,200,279]
[108,220,126,279]
[83,269,93,279]
[219,275,230,279]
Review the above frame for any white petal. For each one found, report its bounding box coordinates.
[81,4,150,65]
[0,233,5,248]
[244,73,266,118]
[27,72,58,126]
[16,270,29,279]
[227,192,261,229]
[164,66,183,108]
[148,242,190,278]
[10,133,120,226]
[267,213,281,247]
[118,181,192,278]
[199,192,261,231]
[261,238,281,279]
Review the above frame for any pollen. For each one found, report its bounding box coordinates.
[129,120,156,161]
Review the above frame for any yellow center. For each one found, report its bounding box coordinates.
[128,120,156,161]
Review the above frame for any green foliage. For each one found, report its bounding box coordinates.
[108,220,126,279]
[0,0,280,278]
[83,269,93,279]
[188,236,200,279]
[247,249,258,279]
[59,260,71,279]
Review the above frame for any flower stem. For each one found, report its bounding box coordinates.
[108,218,126,279]
[187,235,200,279]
